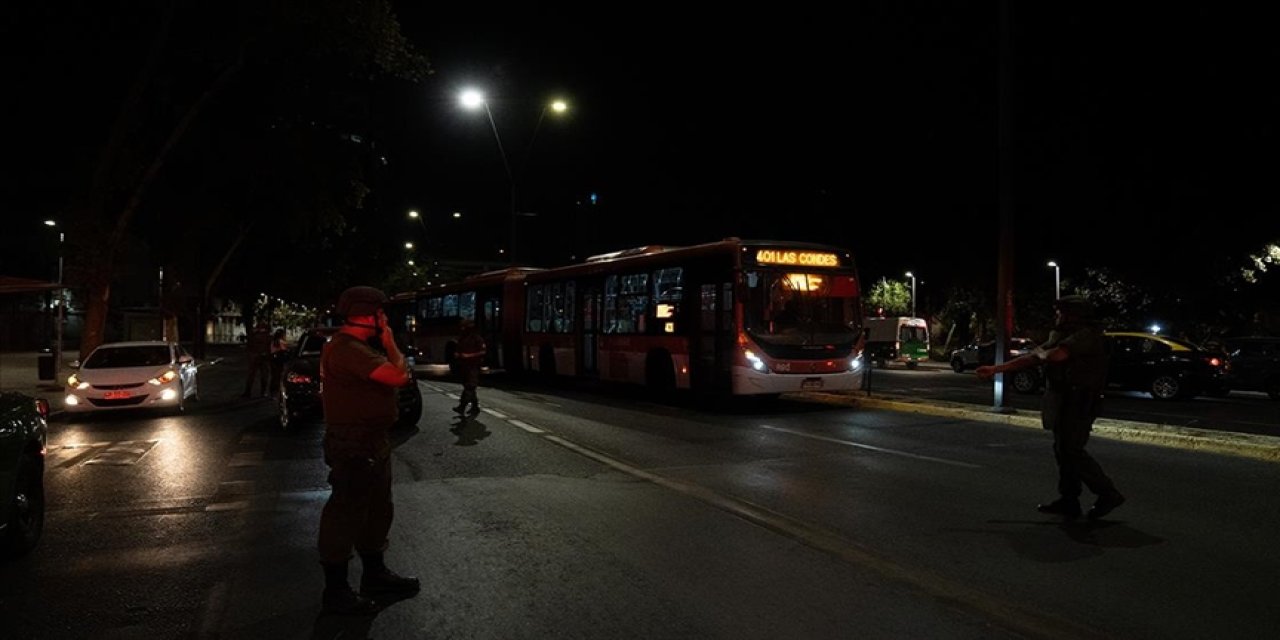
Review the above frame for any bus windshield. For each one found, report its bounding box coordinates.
[743,270,860,347]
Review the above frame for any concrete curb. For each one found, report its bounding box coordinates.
[796,391,1280,464]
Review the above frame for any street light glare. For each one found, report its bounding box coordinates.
[405,242,414,249]
[452,211,462,218]
[1047,260,1057,267]
[408,210,419,218]
[905,271,917,317]
[44,220,57,227]
[550,100,568,113]
[459,89,485,109]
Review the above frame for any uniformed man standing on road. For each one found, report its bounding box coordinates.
[317,286,420,615]
[453,317,486,417]
[242,322,272,398]
[977,295,1125,521]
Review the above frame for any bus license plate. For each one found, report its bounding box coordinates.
[104,390,131,400]
[801,378,823,390]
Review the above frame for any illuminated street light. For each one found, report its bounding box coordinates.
[407,208,464,258]
[1047,260,1060,299]
[408,209,428,233]
[459,88,569,264]
[905,271,917,317]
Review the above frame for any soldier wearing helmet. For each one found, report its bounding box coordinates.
[316,286,419,614]
[978,295,1125,521]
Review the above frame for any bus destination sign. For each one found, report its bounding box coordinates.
[754,249,840,267]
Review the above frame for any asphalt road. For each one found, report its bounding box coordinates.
[3,354,1279,639]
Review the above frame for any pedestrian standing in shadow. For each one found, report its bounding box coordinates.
[453,317,486,417]
[268,328,288,398]
[317,286,420,615]
[242,322,272,398]
[977,295,1125,521]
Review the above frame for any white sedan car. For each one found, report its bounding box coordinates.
[64,341,199,414]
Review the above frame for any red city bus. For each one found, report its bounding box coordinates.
[388,238,867,396]
[387,267,538,374]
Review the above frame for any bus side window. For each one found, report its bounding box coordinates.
[526,285,545,332]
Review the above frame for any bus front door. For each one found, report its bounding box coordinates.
[693,282,733,392]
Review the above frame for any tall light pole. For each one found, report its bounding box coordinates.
[905,271,917,317]
[459,89,568,264]
[44,220,64,377]
[408,209,428,236]
[1047,260,1060,299]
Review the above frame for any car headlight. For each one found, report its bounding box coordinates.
[148,369,178,385]
[67,373,90,390]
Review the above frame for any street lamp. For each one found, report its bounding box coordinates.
[459,88,568,264]
[408,209,428,235]
[1047,260,1060,299]
[408,209,463,254]
[43,220,64,378]
[905,271,916,317]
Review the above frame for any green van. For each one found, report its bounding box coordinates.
[863,316,929,369]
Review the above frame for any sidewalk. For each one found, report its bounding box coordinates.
[0,350,71,411]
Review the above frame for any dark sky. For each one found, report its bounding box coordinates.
[381,7,1280,297]
[5,4,1279,312]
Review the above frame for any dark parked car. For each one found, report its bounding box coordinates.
[949,338,1036,372]
[1,392,48,557]
[277,327,424,430]
[1222,336,1280,400]
[1106,332,1230,399]
[1010,332,1231,400]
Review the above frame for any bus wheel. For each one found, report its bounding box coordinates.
[646,351,676,394]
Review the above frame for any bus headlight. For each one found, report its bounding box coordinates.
[744,350,770,373]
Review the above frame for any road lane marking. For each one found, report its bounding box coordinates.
[760,425,982,468]
[508,419,545,434]
[82,439,160,466]
[481,408,508,419]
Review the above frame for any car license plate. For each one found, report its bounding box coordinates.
[103,390,131,400]
[801,378,823,390]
